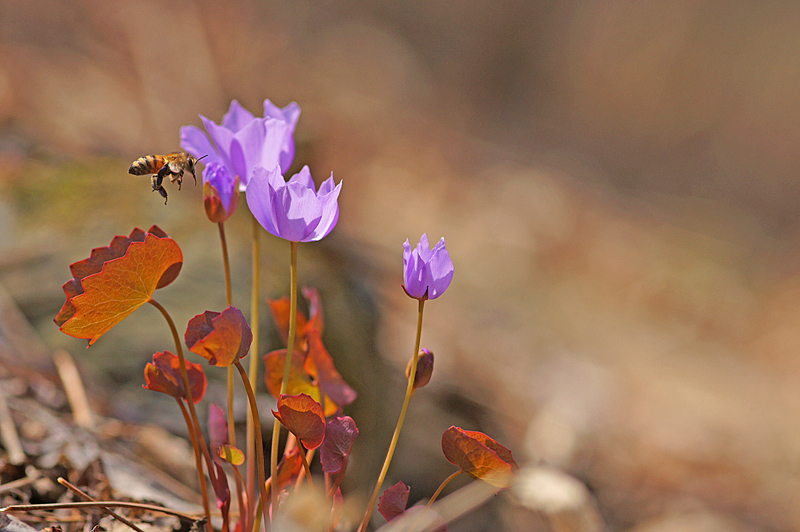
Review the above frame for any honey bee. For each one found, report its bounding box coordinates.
[128,152,207,204]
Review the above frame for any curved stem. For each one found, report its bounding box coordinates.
[176,399,211,527]
[358,299,426,532]
[271,241,298,518]
[296,445,314,489]
[247,215,261,512]
[218,221,233,307]
[235,360,270,531]
[218,222,238,451]
[148,299,214,531]
[425,470,463,509]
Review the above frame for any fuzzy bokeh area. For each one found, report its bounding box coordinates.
[3,1,800,531]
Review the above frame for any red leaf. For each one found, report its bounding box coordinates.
[441,427,518,488]
[378,481,410,522]
[185,306,252,366]
[143,351,207,404]
[56,226,182,345]
[320,416,358,473]
[304,328,357,408]
[272,394,326,450]
[406,349,434,390]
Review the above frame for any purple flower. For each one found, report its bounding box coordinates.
[403,234,454,300]
[202,162,239,223]
[246,165,341,242]
[180,99,300,191]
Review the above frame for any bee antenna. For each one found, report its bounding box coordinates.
[197,154,209,162]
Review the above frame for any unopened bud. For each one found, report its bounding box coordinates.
[406,349,434,390]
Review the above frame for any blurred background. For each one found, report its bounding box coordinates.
[2,0,800,530]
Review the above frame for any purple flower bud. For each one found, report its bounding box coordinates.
[403,234,454,300]
[406,349,434,390]
[202,162,239,223]
[246,165,341,242]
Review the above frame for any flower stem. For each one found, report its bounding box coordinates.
[176,399,212,529]
[271,241,299,518]
[148,298,213,532]
[358,299,426,532]
[247,215,261,513]
[297,445,314,488]
[218,222,237,449]
[425,470,463,509]
[235,360,270,532]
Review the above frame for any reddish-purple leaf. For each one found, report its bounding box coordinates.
[56,226,182,346]
[271,394,326,450]
[143,351,207,404]
[406,349,434,390]
[441,426,518,488]
[211,461,230,510]
[320,415,358,473]
[185,306,252,366]
[378,481,410,522]
[304,328,357,408]
[209,404,229,454]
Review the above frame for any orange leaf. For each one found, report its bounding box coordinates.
[275,447,303,494]
[304,329,357,408]
[263,349,339,417]
[272,394,326,450]
[267,287,324,349]
[56,226,182,346]
[441,426,518,488]
[185,306,252,366]
[267,297,308,347]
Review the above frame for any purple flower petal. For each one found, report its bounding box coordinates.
[272,181,323,242]
[181,125,219,166]
[403,234,454,300]
[222,100,256,132]
[307,178,341,241]
[249,165,341,242]
[246,166,282,236]
[289,166,315,190]
[203,163,236,212]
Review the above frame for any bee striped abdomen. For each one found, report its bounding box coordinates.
[128,155,166,175]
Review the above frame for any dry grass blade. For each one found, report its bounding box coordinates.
[57,478,145,532]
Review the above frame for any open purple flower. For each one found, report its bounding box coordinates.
[403,234,454,300]
[246,165,341,242]
[202,162,240,223]
[180,99,300,191]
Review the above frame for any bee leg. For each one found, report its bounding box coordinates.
[155,185,168,204]
[151,174,164,191]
